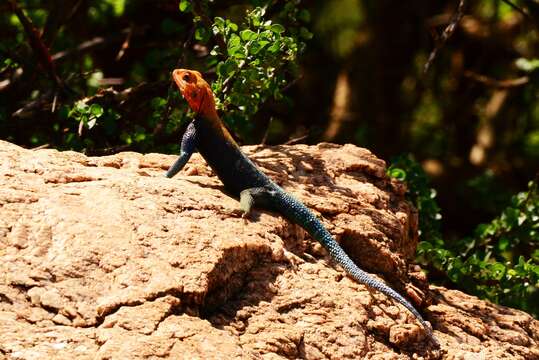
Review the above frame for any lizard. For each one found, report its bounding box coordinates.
[165,68,439,346]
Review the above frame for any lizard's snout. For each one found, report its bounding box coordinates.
[172,69,190,90]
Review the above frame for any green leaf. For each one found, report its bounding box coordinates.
[212,17,227,36]
[498,237,510,251]
[89,104,104,117]
[228,33,241,48]
[489,263,506,280]
[216,59,237,78]
[214,17,225,29]
[502,208,520,228]
[249,40,269,55]
[135,132,146,142]
[151,97,167,109]
[298,9,311,22]
[299,27,313,40]
[179,0,191,12]
[268,41,281,53]
[270,24,285,34]
[259,30,274,40]
[240,29,257,41]
[195,27,209,42]
[515,58,539,72]
[228,21,238,32]
[388,167,407,181]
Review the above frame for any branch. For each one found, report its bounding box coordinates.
[115,23,134,61]
[12,81,169,120]
[7,0,66,91]
[501,0,532,22]
[260,117,273,145]
[41,0,83,47]
[284,134,308,145]
[464,71,529,88]
[424,0,466,74]
[51,26,148,62]
[85,144,131,156]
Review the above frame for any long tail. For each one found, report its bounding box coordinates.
[271,186,438,345]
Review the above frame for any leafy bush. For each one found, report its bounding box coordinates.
[389,156,539,317]
[180,1,310,140]
[1,0,309,153]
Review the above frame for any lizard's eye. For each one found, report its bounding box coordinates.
[182,73,191,82]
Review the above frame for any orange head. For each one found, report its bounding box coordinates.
[172,69,218,119]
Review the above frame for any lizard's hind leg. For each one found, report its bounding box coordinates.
[239,187,274,218]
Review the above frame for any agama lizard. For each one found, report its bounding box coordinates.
[166,69,438,346]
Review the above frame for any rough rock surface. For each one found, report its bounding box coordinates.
[0,140,537,360]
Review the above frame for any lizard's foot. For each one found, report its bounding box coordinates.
[241,209,251,219]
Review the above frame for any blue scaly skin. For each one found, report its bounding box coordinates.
[166,69,438,346]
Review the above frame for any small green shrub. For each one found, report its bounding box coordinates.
[389,156,539,317]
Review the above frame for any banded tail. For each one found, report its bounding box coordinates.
[270,185,438,344]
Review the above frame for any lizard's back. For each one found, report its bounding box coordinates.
[195,117,271,198]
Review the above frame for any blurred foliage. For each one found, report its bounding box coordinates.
[388,156,443,248]
[1,0,539,316]
[389,157,539,317]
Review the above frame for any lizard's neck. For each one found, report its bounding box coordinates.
[200,109,239,147]
[199,101,219,122]
[187,82,239,147]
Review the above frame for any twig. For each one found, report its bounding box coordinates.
[116,22,134,61]
[424,0,466,74]
[85,144,131,156]
[282,73,303,92]
[78,119,84,136]
[51,92,58,112]
[8,0,65,91]
[31,143,50,150]
[501,0,532,22]
[42,0,83,47]
[261,117,273,145]
[464,71,529,88]
[284,134,308,145]
[12,91,55,119]
[12,81,168,120]
[221,59,245,94]
[97,78,124,86]
[182,25,195,65]
[51,36,110,61]
[51,26,148,62]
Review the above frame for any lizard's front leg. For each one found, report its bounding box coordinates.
[166,120,198,178]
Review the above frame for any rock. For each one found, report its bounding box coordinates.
[0,140,537,359]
